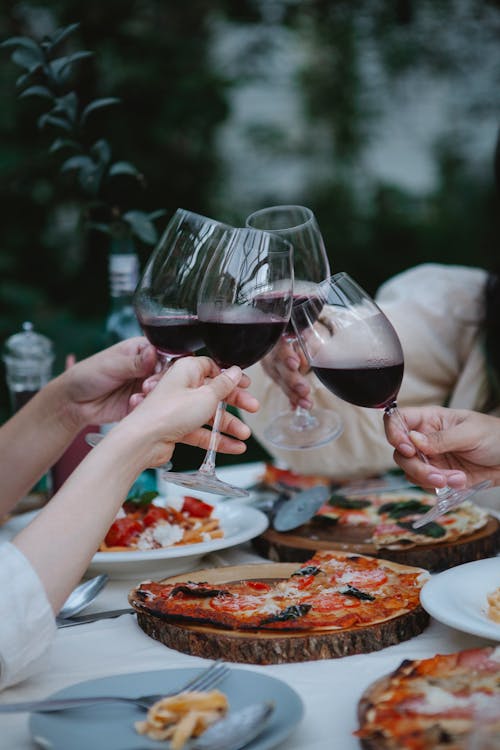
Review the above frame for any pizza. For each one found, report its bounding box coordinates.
[130,551,428,632]
[314,491,489,550]
[356,646,500,749]
[99,494,222,552]
[259,464,489,550]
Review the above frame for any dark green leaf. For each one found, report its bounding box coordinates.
[261,604,311,624]
[311,513,338,526]
[53,92,79,123]
[122,210,158,244]
[148,209,167,221]
[291,565,321,577]
[38,113,72,132]
[1,37,42,52]
[15,71,32,88]
[49,138,81,154]
[11,47,43,71]
[80,97,120,127]
[90,139,112,166]
[328,494,371,509]
[86,221,112,235]
[341,585,375,601]
[48,23,80,51]
[19,85,53,100]
[378,500,432,519]
[60,155,94,173]
[127,490,159,506]
[108,161,141,178]
[397,520,446,538]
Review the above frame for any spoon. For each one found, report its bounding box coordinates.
[192,701,275,750]
[58,574,109,619]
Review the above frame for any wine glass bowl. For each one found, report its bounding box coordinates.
[133,208,232,365]
[245,204,343,450]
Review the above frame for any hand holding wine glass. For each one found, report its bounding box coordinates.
[245,205,343,449]
[292,272,491,526]
[162,226,294,497]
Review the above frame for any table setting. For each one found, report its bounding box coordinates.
[1,460,499,750]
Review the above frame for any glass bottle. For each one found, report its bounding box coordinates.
[103,236,157,496]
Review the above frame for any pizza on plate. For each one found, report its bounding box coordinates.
[131,551,429,632]
[356,646,500,749]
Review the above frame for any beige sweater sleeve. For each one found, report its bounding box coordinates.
[243,263,489,478]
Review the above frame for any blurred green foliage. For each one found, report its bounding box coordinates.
[1,0,499,470]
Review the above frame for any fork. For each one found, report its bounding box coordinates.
[0,660,230,713]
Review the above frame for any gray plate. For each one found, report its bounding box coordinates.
[30,667,304,750]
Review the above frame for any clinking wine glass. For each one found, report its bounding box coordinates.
[134,208,233,366]
[246,205,343,449]
[162,226,294,498]
[292,272,491,526]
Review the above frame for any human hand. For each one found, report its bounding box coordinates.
[260,337,312,409]
[383,405,500,490]
[114,356,259,468]
[58,337,158,430]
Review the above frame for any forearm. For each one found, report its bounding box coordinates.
[13,427,167,613]
[0,376,82,515]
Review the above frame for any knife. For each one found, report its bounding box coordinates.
[56,608,135,628]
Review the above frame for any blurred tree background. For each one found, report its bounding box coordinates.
[1,0,499,468]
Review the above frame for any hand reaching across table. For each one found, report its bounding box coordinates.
[383,405,500,491]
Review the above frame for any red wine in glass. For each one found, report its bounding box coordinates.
[312,361,404,410]
[139,315,204,358]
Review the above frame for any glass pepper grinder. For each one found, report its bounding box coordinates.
[2,321,54,414]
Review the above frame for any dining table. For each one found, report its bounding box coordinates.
[1,462,499,750]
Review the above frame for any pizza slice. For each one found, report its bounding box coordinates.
[356,646,500,749]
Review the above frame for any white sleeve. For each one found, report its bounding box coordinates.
[0,542,56,690]
[243,263,488,478]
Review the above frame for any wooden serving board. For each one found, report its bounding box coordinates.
[253,516,500,572]
[130,562,429,665]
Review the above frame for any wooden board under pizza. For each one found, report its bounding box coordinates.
[129,552,430,664]
[254,489,500,572]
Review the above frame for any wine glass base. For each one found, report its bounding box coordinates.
[264,409,343,450]
[160,469,249,499]
[412,480,492,528]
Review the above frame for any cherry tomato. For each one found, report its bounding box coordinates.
[181,496,213,518]
[104,518,143,547]
[143,505,170,527]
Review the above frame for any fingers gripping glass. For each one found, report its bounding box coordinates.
[245,205,343,450]
[292,272,490,526]
[161,227,294,498]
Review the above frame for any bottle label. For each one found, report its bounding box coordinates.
[109,253,140,296]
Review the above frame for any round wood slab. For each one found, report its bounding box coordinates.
[130,561,430,665]
[253,516,500,572]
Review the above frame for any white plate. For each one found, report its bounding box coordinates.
[420,557,500,641]
[30,666,304,750]
[87,504,268,579]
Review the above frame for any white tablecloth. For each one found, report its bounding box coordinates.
[1,467,499,750]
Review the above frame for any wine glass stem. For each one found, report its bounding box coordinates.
[384,401,453,500]
[197,400,226,476]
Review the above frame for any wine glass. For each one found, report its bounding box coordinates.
[134,208,232,366]
[245,205,343,449]
[292,272,491,526]
[85,209,233,453]
[163,226,294,498]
